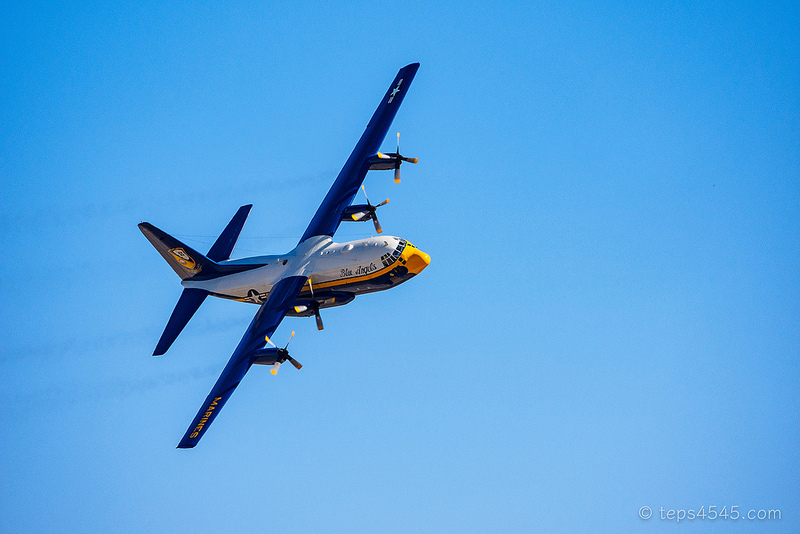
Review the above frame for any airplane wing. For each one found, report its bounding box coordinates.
[299,62,420,243]
[177,275,307,448]
[176,64,420,448]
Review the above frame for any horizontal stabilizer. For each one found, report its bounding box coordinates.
[207,204,252,262]
[153,288,208,356]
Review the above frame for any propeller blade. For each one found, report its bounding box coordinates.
[394,165,401,184]
[396,132,400,153]
[314,308,324,331]
[403,157,418,164]
[270,362,281,375]
[264,335,277,348]
[286,355,303,370]
[376,198,390,208]
[283,330,295,350]
[360,184,371,205]
[373,214,383,234]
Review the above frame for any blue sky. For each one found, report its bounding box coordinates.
[2,1,798,532]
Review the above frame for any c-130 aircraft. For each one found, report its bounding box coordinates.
[139,63,428,448]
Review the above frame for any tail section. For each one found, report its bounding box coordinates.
[138,204,254,281]
[153,288,208,355]
[140,205,256,355]
[138,222,216,280]
[206,204,252,261]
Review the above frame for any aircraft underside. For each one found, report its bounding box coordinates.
[138,62,427,448]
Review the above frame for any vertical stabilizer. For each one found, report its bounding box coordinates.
[138,223,215,280]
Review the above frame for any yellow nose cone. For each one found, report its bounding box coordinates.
[404,248,431,275]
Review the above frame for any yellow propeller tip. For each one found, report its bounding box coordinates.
[270,369,278,375]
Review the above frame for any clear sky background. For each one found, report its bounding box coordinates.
[2,1,798,532]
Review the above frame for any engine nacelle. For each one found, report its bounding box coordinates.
[252,348,283,366]
[287,292,355,316]
[367,152,401,170]
[367,152,418,170]
[341,204,374,222]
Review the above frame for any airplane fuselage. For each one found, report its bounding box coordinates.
[182,235,430,314]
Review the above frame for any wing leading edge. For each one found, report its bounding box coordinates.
[299,62,420,243]
[177,275,307,448]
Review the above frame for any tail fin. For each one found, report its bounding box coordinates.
[140,205,254,354]
[138,222,217,280]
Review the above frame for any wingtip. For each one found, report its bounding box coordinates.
[153,341,168,356]
[400,62,420,74]
[177,437,196,449]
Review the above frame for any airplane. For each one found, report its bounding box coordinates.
[139,63,429,448]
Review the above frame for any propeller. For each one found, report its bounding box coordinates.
[358,185,389,234]
[390,132,418,184]
[265,330,302,374]
[314,304,324,330]
[309,279,324,330]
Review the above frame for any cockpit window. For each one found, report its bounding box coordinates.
[380,239,407,268]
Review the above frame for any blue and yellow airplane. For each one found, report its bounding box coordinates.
[139,63,428,448]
